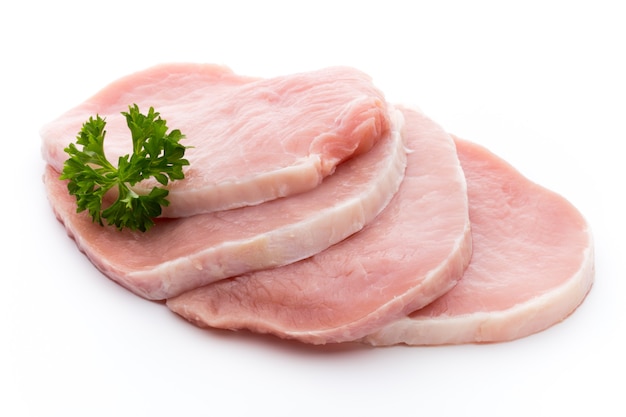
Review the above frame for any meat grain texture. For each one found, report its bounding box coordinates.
[40,63,391,217]
[166,108,473,344]
[43,109,407,300]
[362,137,594,345]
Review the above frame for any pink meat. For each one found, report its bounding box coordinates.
[43,109,407,300]
[166,108,472,345]
[40,63,390,217]
[362,137,594,346]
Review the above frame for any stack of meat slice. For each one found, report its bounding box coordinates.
[41,64,594,346]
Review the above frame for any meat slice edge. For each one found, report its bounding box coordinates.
[40,63,391,217]
[362,137,594,346]
[166,107,472,344]
[43,108,407,300]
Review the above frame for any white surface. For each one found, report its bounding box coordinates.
[2,1,624,416]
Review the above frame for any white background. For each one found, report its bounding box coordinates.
[2,1,624,416]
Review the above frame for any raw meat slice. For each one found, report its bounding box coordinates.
[362,137,594,346]
[166,108,472,345]
[43,109,407,300]
[40,63,390,217]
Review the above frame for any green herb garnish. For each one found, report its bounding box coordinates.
[60,104,189,232]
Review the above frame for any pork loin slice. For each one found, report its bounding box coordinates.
[41,63,390,217]
[43,109,407,300]
[166,108,472,345]
[362,137,594,346]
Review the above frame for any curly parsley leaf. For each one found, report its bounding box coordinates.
[60,104,189,232]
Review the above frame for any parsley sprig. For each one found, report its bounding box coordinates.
[60,104,189,232]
